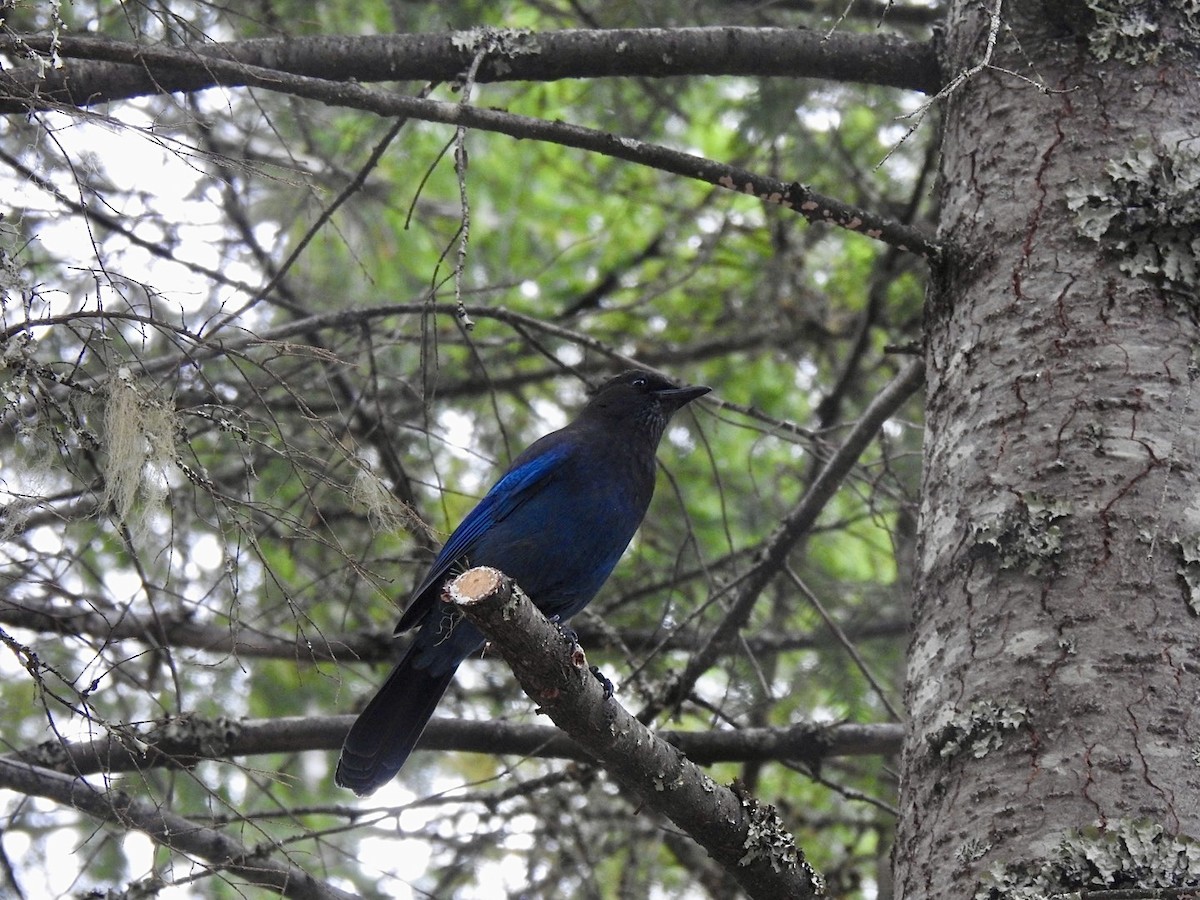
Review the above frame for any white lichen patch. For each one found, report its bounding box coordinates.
[971,494,1071,576]
[928,700,1031,761]
[737,792,824,891]
[976,819,1200,898]
[1067,132,1200,298]
[1084,0,1200,65]
[1171,533,1200,614]
[450,27,540,58]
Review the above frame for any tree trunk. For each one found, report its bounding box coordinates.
[897,2,1200,897]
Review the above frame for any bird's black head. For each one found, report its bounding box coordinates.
[582,370,710,444]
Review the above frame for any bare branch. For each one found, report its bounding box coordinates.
[657,359,926,715]
[0,757,356,900]
[5,713,902,777]
[0,590,908,662]
[0,35,941,257]
[0,28,940,114]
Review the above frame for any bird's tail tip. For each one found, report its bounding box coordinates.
[334,650,461,796]
[334,755,389,797]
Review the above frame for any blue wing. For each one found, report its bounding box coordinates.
[394,440,571,633]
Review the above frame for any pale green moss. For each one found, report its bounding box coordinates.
[1067,133,1200,298]
[976,820,1200,898]
[928,700,1030,761]
[972,495,1071,576]
[1085,0,1200,64]
[103,367,179,539]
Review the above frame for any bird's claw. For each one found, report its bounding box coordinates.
[589,664,615,699]
[550,616,612,698]
[548,614,580,647]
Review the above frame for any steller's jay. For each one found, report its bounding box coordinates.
[336,370,709,795]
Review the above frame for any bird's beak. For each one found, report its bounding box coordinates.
[654,383,711,411]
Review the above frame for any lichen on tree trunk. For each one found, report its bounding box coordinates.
[896,1,1200,897]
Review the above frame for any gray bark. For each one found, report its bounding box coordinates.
[897,1,1200,897]
[0,28,938,114]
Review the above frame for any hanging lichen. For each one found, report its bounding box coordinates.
[102,366,178,539]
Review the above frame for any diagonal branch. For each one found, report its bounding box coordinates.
[446,566,825,900]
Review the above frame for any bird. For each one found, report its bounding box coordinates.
[335,369,709,796]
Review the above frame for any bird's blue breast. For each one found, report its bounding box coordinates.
[469,440,650,615]
[405,425,656,673]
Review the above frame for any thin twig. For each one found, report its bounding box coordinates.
[652,360,925,719]
[0,757,356,900]
[785,565,903,721]
[1,35,941,258]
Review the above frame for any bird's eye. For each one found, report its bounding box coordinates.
[632,377,647,388]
